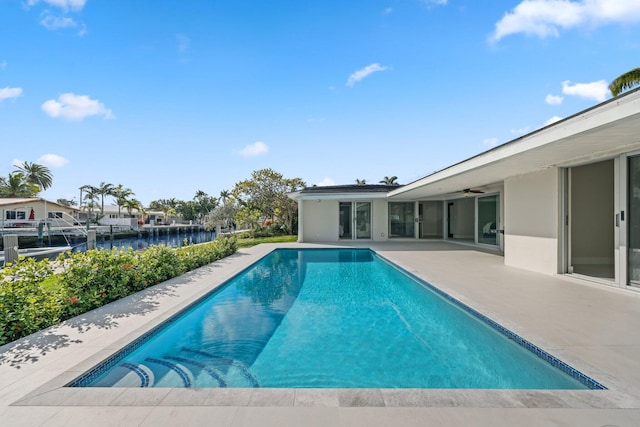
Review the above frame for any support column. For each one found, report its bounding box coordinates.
[3,234,19,265]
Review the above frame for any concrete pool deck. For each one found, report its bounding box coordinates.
[2,241,640,426]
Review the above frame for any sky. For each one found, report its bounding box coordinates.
[2,0,640,206]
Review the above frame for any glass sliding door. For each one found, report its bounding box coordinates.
[355,202,371,239]
[419,201,443,239]
[477,195,499,246]
[339,202,352,240]
[389,202,415,238]
[629,156,640,286]
[339,201,371,240]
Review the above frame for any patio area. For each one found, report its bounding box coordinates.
[1,241,640,426]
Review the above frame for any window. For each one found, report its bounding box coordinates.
[6,210,26,220]
[48,212,64,219]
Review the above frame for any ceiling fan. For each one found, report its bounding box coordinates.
[462,188,485,195]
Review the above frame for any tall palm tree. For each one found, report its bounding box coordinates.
[83,186,100,222]
[78,184,95,210]
[219,189,231,205]
[112,184,134,217]
[609,67,640,97]
[14,161,53,192]
[379,176,399,185]
[96,182,115,217]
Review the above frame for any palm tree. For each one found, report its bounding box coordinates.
[82,186,100,222]
[0,173,36,197]
[96,182,115,217]
[609,67,640,97]
[14,161,53,192]
[112,184,134,217]
[355,179,367,185]
[219,189,231,205]
[379,176,399,185]
[78,184,94,210]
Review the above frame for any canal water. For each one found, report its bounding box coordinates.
[71,230,217,252]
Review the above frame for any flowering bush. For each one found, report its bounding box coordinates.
[0,257,63,345]
[0,237,237,345]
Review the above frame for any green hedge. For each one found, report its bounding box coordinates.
[0,237,237,346]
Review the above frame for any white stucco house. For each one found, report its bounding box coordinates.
[0,198,79,228]
[290,87,640,291]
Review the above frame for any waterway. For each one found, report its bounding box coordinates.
[71,230,217,252]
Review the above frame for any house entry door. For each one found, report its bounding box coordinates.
[339,202,371,240]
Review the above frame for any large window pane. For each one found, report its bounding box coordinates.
[419,201,443,239]
[389,202,415,238]
[356,202,371,239]
[629,157,640,286]
[339,202,352,239]
[477,195,499,245]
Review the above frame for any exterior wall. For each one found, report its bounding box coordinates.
[372,200,388,241]
[301,199,339,241]
[300,199,389,242]
[504,168,560,275]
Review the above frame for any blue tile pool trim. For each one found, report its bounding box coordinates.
[374,252,607,391]
[66,248,607,390]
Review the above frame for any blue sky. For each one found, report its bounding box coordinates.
[1,0,640,205]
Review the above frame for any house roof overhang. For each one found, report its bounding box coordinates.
[388,88,640,200]
[289,185,398,201]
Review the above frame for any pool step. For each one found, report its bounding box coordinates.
[180,347,260,387]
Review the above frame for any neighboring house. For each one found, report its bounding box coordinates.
[0,198,79,228]
[79,205,174,227]
[290,87,640,291]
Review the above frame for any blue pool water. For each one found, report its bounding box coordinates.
[70,249,601,389]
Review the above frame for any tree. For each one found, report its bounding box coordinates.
[379,176,399,185]
[56,198,76,207]
[82,186,100,222]
[355,178,367,185]
[219,189,231,205]
[96,182,115,217]
[112,184,134,217]
[193,190,218,224]
[231,168,305,234]
[14,161,53,192]
[0,173,37,197]
[149,198,177,223]
[609,67,640,97]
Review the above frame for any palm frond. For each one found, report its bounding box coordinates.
[609,67,640,97]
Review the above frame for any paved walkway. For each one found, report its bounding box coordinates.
[2,242,640,426]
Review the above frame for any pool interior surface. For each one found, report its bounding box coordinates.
[69,248,601,390]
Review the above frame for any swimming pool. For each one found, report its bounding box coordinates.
[68,248,604,389]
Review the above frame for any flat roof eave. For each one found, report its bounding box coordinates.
[389,88,640,200]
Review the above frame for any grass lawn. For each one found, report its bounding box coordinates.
[236,235,297,248]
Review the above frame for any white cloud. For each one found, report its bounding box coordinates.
[37,154,69,168]
[423,0,448,5]
[176,33,190,53]
[239,141,269,157]
[0,87,23,101]
[545,94,564,105]
[483,137,499,148]
[41,93,114,121]
[346,63,390,87]
[316,177,336,186]
[510,126,530,135]
[490,0,640,42]
[27,0,87,12]
[543,115,563,126]
[41,14,77,30]
[0,60,7,71]
[561,80,609,102]
[383,7,393,15]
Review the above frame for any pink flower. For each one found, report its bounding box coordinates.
[70,296,78,304]
[15,325,21,331]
